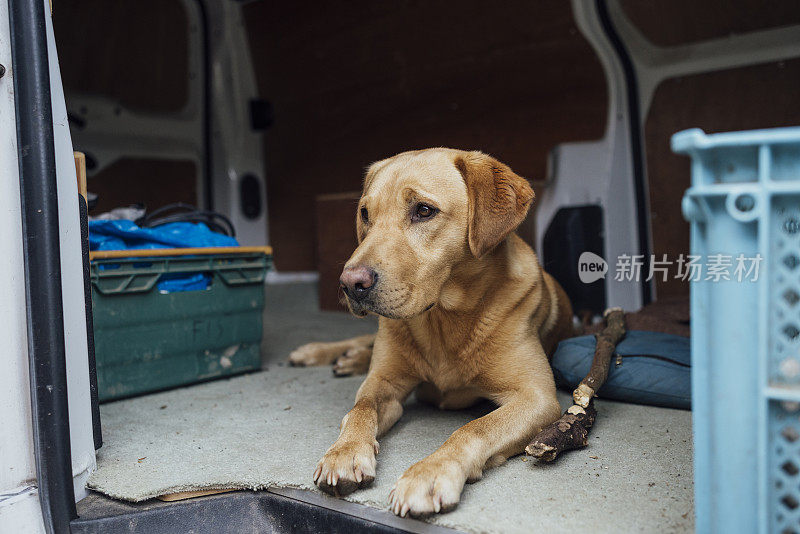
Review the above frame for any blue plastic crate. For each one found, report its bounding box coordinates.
[674,127,800,534]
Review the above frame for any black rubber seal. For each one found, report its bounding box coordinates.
[79,195,103,450]
[194,0,214,211]
[595,0,653,305]
[9,0,78,531]
[71,491,414,534]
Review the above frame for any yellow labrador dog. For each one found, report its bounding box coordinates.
[290,149,573,517]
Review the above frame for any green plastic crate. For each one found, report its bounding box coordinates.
[90,250,271,402]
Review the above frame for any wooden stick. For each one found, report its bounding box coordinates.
[526,307,626,462]
[525,402,598,462]
[573,307,626,408]
[90,246,272,261]
[74,152,87,201]
[157,488,235,502]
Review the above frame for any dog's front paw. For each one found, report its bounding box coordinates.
[333,347,372,377]
[314,439,379,497]
[289,342,339,367]
[389,459,464,517]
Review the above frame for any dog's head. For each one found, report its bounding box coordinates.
[340,148,534,319]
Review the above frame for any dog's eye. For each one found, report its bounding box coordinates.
[413,203,437,221]
[360,207,369,223]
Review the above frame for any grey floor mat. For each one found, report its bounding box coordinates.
[88,283,694,533]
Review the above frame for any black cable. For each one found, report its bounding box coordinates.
[135,202,237,237]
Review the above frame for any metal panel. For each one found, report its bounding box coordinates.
[536,0,645,312]
[0,0,43,529]
[44,0,97,502]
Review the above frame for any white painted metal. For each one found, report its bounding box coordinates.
[536,0,644,312]
[67,93,204,177]
[0,1,97,529]
[45,0,97,502]
[0,486,45,534]
[605,0,800,120]
[540,2,800,309]
[205,0,269,247]
[0,0,44,529]
[66,0,205,186]
[66,0,269,246]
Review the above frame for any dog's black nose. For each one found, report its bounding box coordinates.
[340,265,377,301]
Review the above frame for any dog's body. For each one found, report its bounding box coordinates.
[290,149,573,517]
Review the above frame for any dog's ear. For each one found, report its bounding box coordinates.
[455,151,534,258]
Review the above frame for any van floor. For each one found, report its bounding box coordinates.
[81,282,694,534]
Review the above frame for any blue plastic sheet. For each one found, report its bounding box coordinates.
[89,220,239,292]
[89,220,238,251]
[156,272,211,293]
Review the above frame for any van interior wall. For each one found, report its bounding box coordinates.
[247,0,800,279]
[53,0,196,213]
[243,0,608,271]
[620,0,800,299]
[644,60,800,299]
[86,159,197,215]
[53,0,800,299]
[620,0,800,47]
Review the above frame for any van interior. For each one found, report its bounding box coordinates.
[6,1,800,532]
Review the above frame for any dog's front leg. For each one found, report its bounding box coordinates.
[389,387,561,517]
[314,371,418,496]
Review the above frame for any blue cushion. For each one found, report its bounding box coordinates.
[551,330,691,410]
